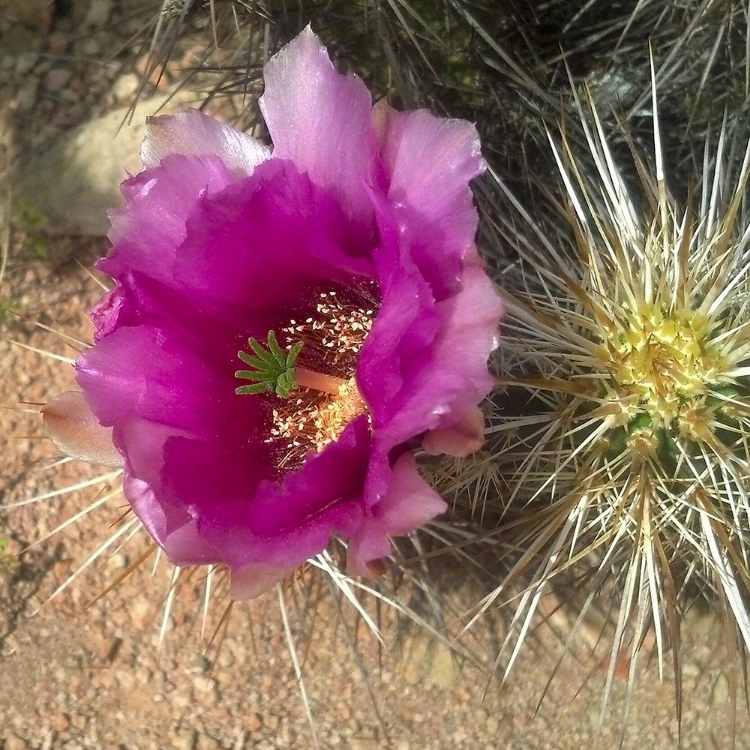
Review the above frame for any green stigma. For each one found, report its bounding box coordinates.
[235,331,304,399]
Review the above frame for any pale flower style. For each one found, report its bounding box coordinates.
[44,27,504,598]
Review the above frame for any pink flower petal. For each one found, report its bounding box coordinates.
[347,452,447,576]
[42,391,122,467]
[379,108,485,297]
[260,26,377,226]
[125,475,217,565]
[141,108,270,177]
[376,262,502,452]
[172,160,374,316]
[76,324,236,433]
[188,418,368,570]
[67,29,502,589]
[104,154,234,286]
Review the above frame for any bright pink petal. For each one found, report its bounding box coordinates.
[359,203,502,505]
[104,154,234,286]
[347,452,447,576]
[69,30,499,588]
[141,108,270,177]
[260,26,378,226]
[244,417,369,537]
[186,418,369,570]
[125,475,217,565]
[76,324,269,446]
[359,198,501,472]
[379,108,485,297]
[356,195,438,422]
[172,160,374,316]
[377,264,502,452]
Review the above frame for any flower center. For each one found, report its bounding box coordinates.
[268,377,368,468]
[282,288,375,373]
[235,285,377,468]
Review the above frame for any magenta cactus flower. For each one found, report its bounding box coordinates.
[43,27,503,598]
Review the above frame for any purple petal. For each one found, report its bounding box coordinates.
[142,108,270,177]
[103,154,234,286]
[72,31,501,587]
[122,417,370,573]
[422,405,486,457]
[244,416,370,536]
[185,418,370,570]
[229,563,292,600]
[356,194,438,421]
[125,475,217,565]
[347,452,446,576]
[75,325,262,438]
[260,27,378,227]
[377,262,503,451]
[379,107,485,298]
[173,160,375,315]
[159,434,275,521]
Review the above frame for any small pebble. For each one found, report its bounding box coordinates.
[84,0,114,28]
[53,714,70,732]
[16,78,39,111]
[195,734,221,750]
[80,37,102,58]
[15,52,39,76]
[45,68,73,93]
[111,73,139,102]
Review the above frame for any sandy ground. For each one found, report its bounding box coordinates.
[1,2,749,748]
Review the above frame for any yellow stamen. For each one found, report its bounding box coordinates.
[269,377,368,460]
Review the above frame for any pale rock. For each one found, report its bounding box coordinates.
[401,634,462,688]
[16,78,39,111]
[173,729,197,750]
[15,52,39,76]
[112,73,140,102]
[130,597,154,630]
[485,715,500,734]
[85,0,115,28]
[45,68,73,94]
[192,675,219,700]
[196,735,221,750]
[59,89,80,106]
[15,92,195,237]
[217,647,235,668]
[80,38,102,58]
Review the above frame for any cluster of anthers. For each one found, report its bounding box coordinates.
[240,286,377,469]
[282,288,375,365]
